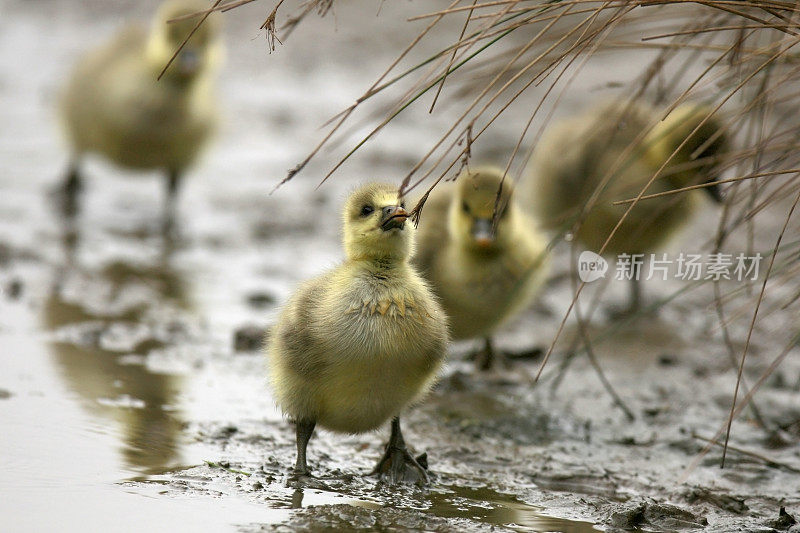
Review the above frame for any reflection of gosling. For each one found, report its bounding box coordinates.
[524,101,727,312]
[414,167,549,370]
[59,0,223,226]
[267,184,448,485]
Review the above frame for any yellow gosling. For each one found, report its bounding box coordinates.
[414,167,550,370]
[59,0,223,226]
[524,101,728,313]
[266,184,448,485]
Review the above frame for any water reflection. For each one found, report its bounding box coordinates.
[287,483,599,532]
[427,484,600,533]
[42,222,188,475]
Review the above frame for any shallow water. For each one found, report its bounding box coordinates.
[2,0,799,531]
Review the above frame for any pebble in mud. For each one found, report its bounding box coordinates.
[246,292,276,309]
[4,278,22,299]
[234,325,268,352]
[608,501,707,530]
[684,487,749,514]
[265,504,472,533]
[770,507,797,530]
[657,353,679,366]
[0,389,12,400]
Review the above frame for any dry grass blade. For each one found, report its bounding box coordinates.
[167,0,258,22]
[271,0,464,191]
[611,168,800,204]
[693,434,800,473]
[720,186,800,467]
[430,0,480,113]
[680,329,800,482]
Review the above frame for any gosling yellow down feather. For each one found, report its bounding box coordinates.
[59,0,223,225]
[266,184,448,485]
[414,167,550,369]
[523,101,727,311]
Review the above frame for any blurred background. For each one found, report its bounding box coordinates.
[1,0,798,531]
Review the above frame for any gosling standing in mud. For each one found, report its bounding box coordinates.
[524,101,727,313]
[267,184,448,485]
[59,0,222,227]
[414,167,549,370]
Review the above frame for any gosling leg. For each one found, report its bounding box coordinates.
[608,266,644,319]
[164,169,182,233]
[475,337,495,371]
[291,419,315,479]
[58,160,83,219]
[373,417,428,486]
[628,277,642,314]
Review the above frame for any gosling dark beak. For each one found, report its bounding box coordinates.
[704,179,724,203]
[178,49,200,76]
[380,205,409,231]
[471,218,495,247]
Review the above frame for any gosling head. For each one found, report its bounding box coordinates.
[450,167,516,253]
[344,184,413,263]
[656,104,729,202]
[148,0,223,82]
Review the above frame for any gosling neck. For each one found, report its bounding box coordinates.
[145,41,207,90]
[348,254,410,277]
[150,63,205,90]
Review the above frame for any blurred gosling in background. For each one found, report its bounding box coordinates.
[524,101,728,314]
[415,167,550,370]
[267,184,448,486]
[59,0,223,229]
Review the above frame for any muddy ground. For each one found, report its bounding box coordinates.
[1,1,799,531]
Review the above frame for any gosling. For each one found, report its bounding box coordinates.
[414,167,550,370]
[266,184,448,485]
[524,101,727,313]
[59,0,223,227]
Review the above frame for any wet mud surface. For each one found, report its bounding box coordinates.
[2,0,800,531]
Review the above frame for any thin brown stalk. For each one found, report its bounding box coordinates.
[721,186,800,467]
[430,0,480,113]
[612,168,800,204]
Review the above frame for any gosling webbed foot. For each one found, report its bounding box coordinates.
[605,299,657,320]
[371,417,429,486]
[373,445,429,486]
[286,468,317,488]
[289,465,312,479]
[505,345,544,362]
[471,337,511,372]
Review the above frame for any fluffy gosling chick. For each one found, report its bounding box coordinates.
[59,0,223,226]
[414,167,550,370]
[524,101,727,312]
[267,184,448,485]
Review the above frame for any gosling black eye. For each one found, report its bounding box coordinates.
[360,205,374,217]
[462,201,470,214]
[400,201,406,209]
